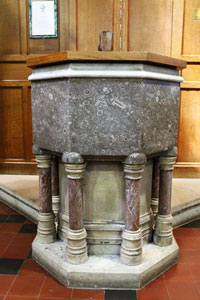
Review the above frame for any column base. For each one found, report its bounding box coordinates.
[120,229,142,266]
[153,214,173,246]
[36,212,56,244]
[66,228,88,265]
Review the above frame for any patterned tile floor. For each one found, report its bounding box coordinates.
[0,200,200,300]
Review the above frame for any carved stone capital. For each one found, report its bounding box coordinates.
[62,152,84,164]
[120,229,142,265]
[159,156,176,171]
[36,212,56,244]
[124,152,146,165]
[36,155,51,168]
[64,163,86,179]
[66,228,88,264]
[124,164,145,180]
[153,214,173,247]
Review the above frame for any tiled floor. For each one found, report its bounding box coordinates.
[1,201,200,300]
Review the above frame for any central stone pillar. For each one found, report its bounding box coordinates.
[154,147,177,246]
[62,152,88,264]
[120,153,146,266]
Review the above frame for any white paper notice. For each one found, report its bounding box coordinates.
[32,1,55,36]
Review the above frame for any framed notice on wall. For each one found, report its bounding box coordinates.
[29,0,58,38]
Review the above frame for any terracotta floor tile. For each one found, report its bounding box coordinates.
[164,263,193,281]
[5,297,37,300]
[72,288,104,299]
[0,223,22,233]
[174,228,198,238]
[0,208,10,215]
[39,274,72,299]
[19,259,46,277]
[0,232,16,244]
[137,276,168,300]
[8,275,44,297]
[0,275,15,295]
[190,228,200,236]
[179,249,200,264]
[11,233,36,245]
[189,264,200,280]
[0,244,8,256]
[166,280,200,300]
[39,298,69,300]
[176,237,200,250]
[2,243,31,259]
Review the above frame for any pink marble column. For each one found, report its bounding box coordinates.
[62,152,88,264]
[120,153,146,266]
[154,147,177,246]
[51,156,60,220]
[33,145,56,244]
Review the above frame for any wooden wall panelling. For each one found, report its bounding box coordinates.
[0,86,24,159]
[183,0,200,56]
[0,81,37,174]
[129,0,173,56]
[171,0,200,177]
[66,0,77,51]
[0,62,31,81]
[59,0,69,51]
[77,0,114,51]
[113,0,129,51]
[19,0,28,54]
[176,89,200,177]
[0,0,21,54]
[171,0,184,58]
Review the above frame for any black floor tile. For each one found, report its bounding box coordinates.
[0,214,8,222]
[19,224,37,234]
[105,290,137,300]
[188,219,200,228]
[0,258,24,275]
[6,215,26,223]
[27,249,32,259]
[180,223,190,228]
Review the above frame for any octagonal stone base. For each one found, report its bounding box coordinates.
[32,237,178,290]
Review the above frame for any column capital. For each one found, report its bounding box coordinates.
[64,163,86,179]
[159,156,176,171]
[124,164,145,180]
[36,155,51,168]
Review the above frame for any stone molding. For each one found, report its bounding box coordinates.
[29,63,183,83]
